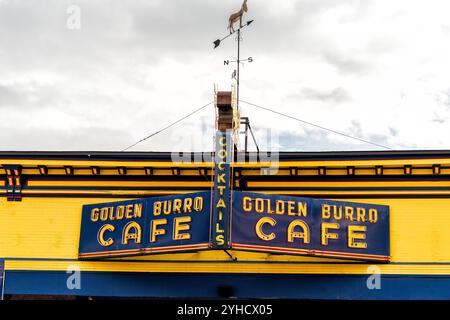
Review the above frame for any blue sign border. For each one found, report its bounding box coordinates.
[230,191,390,262]
[78,192,211,259]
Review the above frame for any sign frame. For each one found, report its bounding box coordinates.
[78,192,212,259]
[230,191,390,262]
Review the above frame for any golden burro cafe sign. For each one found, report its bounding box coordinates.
[78,131,390,262]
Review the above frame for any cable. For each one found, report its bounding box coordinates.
[239,100,393,150]
[121,101,213,151]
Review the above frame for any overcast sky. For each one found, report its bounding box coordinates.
[1,0,450,152]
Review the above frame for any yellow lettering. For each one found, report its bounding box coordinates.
[184,198,193,212]
[173,199,182,213]
[134,203,142,218]
[255,217,276,241]
[216,235,225,245]
[217,198,226,208]
[344,207,354,221]
[276,200,284,215]
[122,221,142,245]
[266,200,274,214]
[116,206,125,220]
[287,220,310,244]
[153,202,162,216]
[100,207,109,221]
[217,185,226,196]
[368,209,378,223]
[173,216,191,240]
[287,201,295,216]
[125,204,133,219]
[218,173,226,184]
[150,219,167,242]
[108,207,115,220]
[356,207,366,222]
[193,197,203,212]
[255,198,264,213]
[97,224,115,247]
[321,222,339,245]
[348,225,367,248]
[163,200,172,215]
[216,223,224,233]
[298,202,307,217]
[91,208,99,222]
[322,204,331,219]
[243,196,252,212]
[334,206,343,220]
[218,149,227,159]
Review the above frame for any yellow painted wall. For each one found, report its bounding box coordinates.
[2,195,450,275]
[3,154,450,275]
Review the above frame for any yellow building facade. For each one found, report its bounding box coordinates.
[1,150,450,299]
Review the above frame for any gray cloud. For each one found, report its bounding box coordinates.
[388,126,398,137]
[276,129,375,151]
[432,117,446,124]
[0,125,133,151]
[0,84,26,108]
[0,0,445,151]
[322,51,373,76]
[0,82,59,109]
[300,87,351,104]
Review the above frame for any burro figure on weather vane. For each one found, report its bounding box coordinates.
[213,0,254,110]
[228,0,248,34]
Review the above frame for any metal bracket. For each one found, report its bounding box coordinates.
[223,250,238,261]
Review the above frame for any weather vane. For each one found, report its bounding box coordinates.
[213,0,254,110]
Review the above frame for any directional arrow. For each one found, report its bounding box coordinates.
[213,20,254,49]
[224,57,253,64]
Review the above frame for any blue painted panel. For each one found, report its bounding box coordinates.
[231,191,390,261]
[5,270,450,300]
[79,192,211,258]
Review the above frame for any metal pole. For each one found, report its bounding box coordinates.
[248,122,260,153]
[244,118,249,152]
[237,28,240,111]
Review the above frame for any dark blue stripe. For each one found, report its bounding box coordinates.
[244,175,450,182]
[21,186,450,191]
[2,150,450,161]
[24,186,209,191]
[1,193,175,199]
[27,175,211,182]
[247,186,450,191]
[5,270,450,299]
[5,193,450,199]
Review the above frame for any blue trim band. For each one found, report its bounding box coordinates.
[5,270,450,299]
[5,257,450,265]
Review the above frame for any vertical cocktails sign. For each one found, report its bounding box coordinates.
[210,130,232,248]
